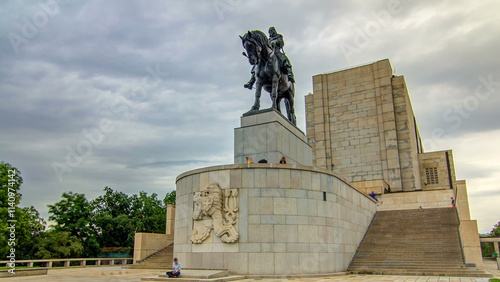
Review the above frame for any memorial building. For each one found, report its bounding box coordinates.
[132,29,489,279]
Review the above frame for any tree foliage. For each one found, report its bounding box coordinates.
[1,162,175,259]
[491,221,500,237]
[93,187,134,248]
[47,187,172,256]
[15,206,47,259]
[164,190,176,206]
[130,191,166,234]
[0,162,22,258]
[481,221,500,257]
[0,163,49,259]
[35,231,83,259]
[47,192,100,257]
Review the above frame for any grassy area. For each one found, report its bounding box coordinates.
[489,279,500,282]
[0,266,40,270]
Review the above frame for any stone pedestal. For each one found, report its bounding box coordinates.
[174,164,377,275]
[234,109,313,165]
[173,108,377,275]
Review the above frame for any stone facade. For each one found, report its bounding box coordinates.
[305,59,483,269]
[306,60,404,190]
[305,59,458,193]
[174,164,376,275]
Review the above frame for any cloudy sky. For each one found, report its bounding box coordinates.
[1,0,499,233]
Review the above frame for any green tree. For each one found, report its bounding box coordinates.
[0,162,23,258]
[481,221,500,257]
[47,192,99,257]
[47,187,173,257]
[491,221,500,237]
[130,191,166,234]
[164,190,176,206]
[16,206,46,259]
[0,162,48,259]
[92,187,134,248]
[35,230,83,259]
[481,242,492,257]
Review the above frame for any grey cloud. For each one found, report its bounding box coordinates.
[1,0,499,231]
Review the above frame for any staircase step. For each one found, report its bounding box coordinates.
[348,208,491,278]
[134,243,175,269]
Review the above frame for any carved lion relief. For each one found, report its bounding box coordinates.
[190,183,239,244]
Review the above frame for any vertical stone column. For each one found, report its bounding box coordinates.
[166,204,176,235]
[496,243,500,270]
[494,241,500,256]
[373,60,402,191]
[458,220,483,269]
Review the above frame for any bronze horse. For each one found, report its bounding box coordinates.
[240,30,296,125]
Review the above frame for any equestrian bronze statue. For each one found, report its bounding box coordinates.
[240,27,296,125]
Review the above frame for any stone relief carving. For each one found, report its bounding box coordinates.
[190,183,239,244]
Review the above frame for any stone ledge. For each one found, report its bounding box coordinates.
[0,268,48,278]
[241,108,304,135]
[141,270,347,281]
[175,163,377,203]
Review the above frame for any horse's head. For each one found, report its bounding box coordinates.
[240,30,269,66]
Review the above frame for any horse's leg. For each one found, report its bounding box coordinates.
[276,95,282,114]
[284,98,291,120]
[271,74,279,109]
[286,87,297,125]
[250,81,263,111]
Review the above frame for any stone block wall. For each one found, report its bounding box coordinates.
[174,164,376,275]
[377,189,454,211]
[133,233,173,263]
[306,59,408,192]
[351,179,389,195]
[418,150,456,191]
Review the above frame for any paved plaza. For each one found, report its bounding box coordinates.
[4,259,499,282]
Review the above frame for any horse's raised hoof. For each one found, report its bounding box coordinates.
[243,83,253,89]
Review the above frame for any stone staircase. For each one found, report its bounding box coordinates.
[129,243,174,269]
[348,208,492,277]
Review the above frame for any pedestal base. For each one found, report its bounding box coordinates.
[234,109,313,165]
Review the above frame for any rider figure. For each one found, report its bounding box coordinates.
[244,27,295,89]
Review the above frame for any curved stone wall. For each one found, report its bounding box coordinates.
[174,163,376,275]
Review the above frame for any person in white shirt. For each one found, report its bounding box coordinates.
[166,258,181,278]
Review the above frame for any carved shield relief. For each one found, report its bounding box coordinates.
[190,183,239,244]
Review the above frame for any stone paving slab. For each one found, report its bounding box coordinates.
[3,265,498,281]
[158,270,229,279]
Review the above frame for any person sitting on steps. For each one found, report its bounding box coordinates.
[166,258,181,278]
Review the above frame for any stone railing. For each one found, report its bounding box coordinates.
[0,258,132,268]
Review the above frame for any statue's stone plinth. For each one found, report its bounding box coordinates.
[234,109,313,165]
